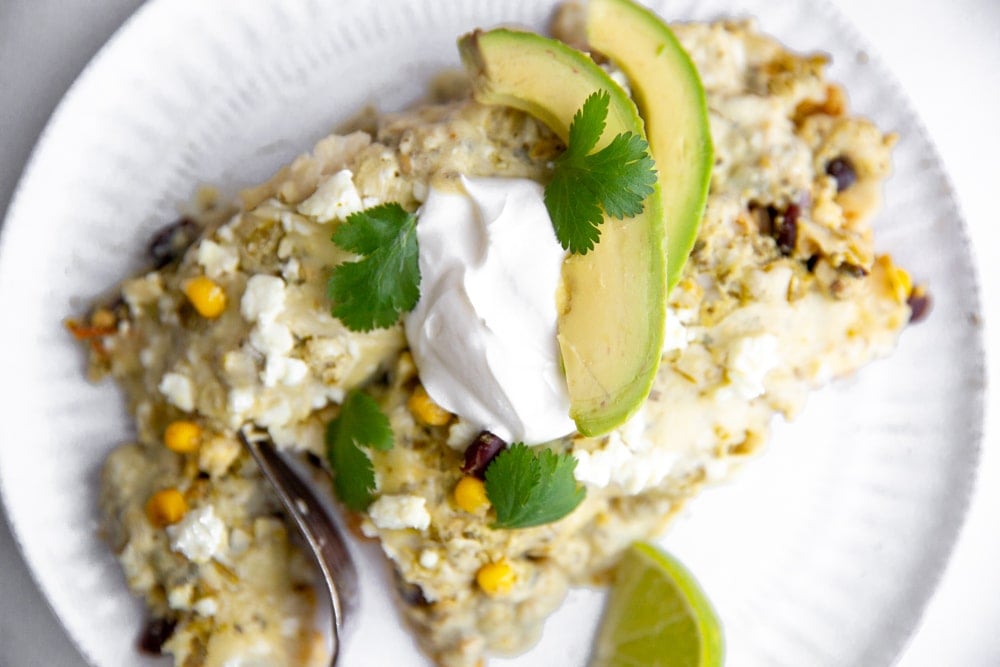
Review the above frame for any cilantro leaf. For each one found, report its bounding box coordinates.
[325,389,394,511]
[484,443,586,529]
[564,91,607,160]
[328,203,420,331]
[544,91,657,255]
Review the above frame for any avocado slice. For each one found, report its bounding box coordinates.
[587,0,713,292]
[459,28,667,437]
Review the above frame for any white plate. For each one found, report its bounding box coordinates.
[0,0,984,665]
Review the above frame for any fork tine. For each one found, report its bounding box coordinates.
[239,426,358,666]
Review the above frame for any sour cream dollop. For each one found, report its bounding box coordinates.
[404,176,575,444]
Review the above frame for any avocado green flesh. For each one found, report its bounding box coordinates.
[587,0,714,293]
[458,29,666,437]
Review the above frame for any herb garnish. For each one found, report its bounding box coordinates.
[325,389,394,510]
[328,203,420,332]
[484,443,586,529]
[544,90,657,254]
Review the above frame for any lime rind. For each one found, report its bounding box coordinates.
[590,542,724,667]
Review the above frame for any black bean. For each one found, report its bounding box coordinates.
[148,217,200,269]
[774,203,799,256]
[826,156,857,192]
[907,291,932,324]
[138,617,176,655]
[461,431,506,479]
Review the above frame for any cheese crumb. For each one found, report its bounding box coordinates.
[196,240,240,277]
[250,320,294,357]
[662,308,694,352]
[262,355,309,387]
[167,506,228,564]
[241,275,286,323]
[725,334,780,400]
[193,597,218,617]
[297,169,363,222]
[167,583,194,610]
[368,494,431,531]
[573,409,677,494]
[159,372,194,411]
[446,418,482,451]
[419,550,440,569]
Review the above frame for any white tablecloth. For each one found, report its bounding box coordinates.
[1,0,996,664]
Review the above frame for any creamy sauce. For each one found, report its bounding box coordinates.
[404,176,575,444]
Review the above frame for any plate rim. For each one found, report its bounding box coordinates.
[0,0,986,665]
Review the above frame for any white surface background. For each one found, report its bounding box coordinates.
[0,0,996,664]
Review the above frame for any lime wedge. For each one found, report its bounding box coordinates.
[590,542,724,667]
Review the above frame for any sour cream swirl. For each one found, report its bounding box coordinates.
[404,176,575,444]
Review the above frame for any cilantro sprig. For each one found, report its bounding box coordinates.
[484,443,586,529]
[544,91,657,254]
[325,389,394,510]
[328,203,420,332]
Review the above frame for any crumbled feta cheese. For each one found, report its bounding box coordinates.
[572,409,677,494]
[574,438,632,489]
[446,418,482,451]
[368,494,431,531]
[297,169,363,222]
[228,387,255,416]
[193,597,218,617]
[255,400,293,428]
[167,506,228,564]
[281,257,301,282]
[725,333,780,400]
[241,275,286,323]
[262,355,309,387]
[159,372,194,411]
[196,240,240,277]
[419,550,440,569]
[673,306,698,324]
[662,308,694,353]
[279,211,314,236]
[250,320,294,357]
[167,583,194,610]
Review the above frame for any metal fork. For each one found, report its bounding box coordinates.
[239,426,357,666]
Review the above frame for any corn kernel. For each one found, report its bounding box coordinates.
[453,476,490,513]
[184,276,227,318]
[164,420,202,454]
[876,255,912,303]
[146,488,188,527]
[408,385,452,426]
[476,559,516,596]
